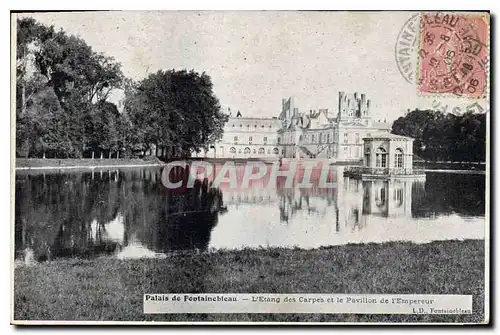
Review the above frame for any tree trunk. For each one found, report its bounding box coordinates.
[116,151,119,159]
[108,151,112,159]
[21,84,26,115]
[91,151,95,159]
[42,152,46,159]
[100,152,103,159]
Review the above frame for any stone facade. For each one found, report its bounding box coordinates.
[362,133,414,172]
[278,92,392,161]
[199,91,392,161]
[203,117,282,159]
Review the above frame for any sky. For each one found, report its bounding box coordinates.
[19,11,489,122]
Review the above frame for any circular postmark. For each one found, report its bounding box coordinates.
[395,13,420,84]
[417,12,489,98]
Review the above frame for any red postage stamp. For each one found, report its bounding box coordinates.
[418,12,489,98]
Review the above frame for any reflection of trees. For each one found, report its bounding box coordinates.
[411,173,485,218]
[15,167,226,262]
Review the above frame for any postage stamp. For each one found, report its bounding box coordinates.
[417,12,490,98]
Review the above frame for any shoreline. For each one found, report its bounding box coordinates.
[14,158,166,170]
[15,163,165,170]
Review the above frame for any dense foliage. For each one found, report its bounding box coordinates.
[16,18,227,159]
[123,70,228,158]
[392,109,486,163]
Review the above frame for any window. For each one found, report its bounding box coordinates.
[273,147,279,155]
[355,133,359,143]
[234,136,238,144]
[299,135,303,142]
[232,124,235,127]
[229,147,236,154]
[249,136,253,144]
[253,149,256,154]
[240,124,242,127]
[258,147,265,154]
[277,137,281,144]
[262,125,265,128]
[376,147,387,168]
[244,147,251,154]
[312,135,315,143]
[247,124,250,128]
[395,148,404,168]
[327,133,331,143]
[264,137,267,144]
[364,152,371,166]
[375,186,386,208]
[344,133,348,143]
[255,125,257,128]
[394,188,403,207]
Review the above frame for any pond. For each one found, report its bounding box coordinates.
[14,163,486,262]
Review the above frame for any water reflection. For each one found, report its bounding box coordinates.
[15,166,226,263]
[14,165,485,263]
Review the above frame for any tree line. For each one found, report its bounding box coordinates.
[391,109,486,163]
[16,18,228,159]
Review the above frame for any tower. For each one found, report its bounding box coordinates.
[338,91,371,121]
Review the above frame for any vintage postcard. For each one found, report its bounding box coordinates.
[11,10,490,325]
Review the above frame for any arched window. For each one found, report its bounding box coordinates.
[244,147,251,154]
[395,148,404,168]
[258,147,265,154]
[273,147,279,155]
[375,184,387,208]
[375,147,387,168]
[229,147,236,154]
[394,187,403,207]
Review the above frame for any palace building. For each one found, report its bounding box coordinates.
[203,91,392,162]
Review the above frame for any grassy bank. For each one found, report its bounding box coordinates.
[13,240,486,323]
[15,157,165,169]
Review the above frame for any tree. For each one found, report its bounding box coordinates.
[16,17,124,158]
[392,109,486,163]
[124,69,228,158]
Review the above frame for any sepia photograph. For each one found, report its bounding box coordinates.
[10,10,490,324]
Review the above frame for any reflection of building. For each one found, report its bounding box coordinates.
[338,178,413,231]
[201,92,392,160]
[362,180,412,218]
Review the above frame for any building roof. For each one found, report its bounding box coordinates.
[363,133,414,141]
[372,121,392,130]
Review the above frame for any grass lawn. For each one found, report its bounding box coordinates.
[13,239,486,323]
